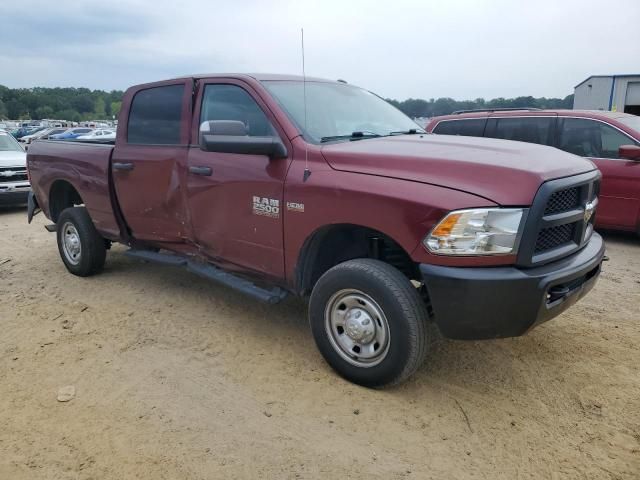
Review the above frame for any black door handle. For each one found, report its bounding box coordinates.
[113,162,134,171]
[189,166,212,176]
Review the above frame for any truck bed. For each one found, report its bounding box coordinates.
[27,140,122,239]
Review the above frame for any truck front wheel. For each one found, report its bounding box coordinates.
[56,207,106,277]
[309,259,430,387]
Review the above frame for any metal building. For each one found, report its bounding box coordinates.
[573,74,640,115]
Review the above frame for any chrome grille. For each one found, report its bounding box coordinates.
[0,166,28,183]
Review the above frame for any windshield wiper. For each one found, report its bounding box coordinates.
[320,131,382,143]
[388,129,424,136]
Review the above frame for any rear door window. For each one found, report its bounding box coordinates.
[488,117,554,146]
[558,118,639,159]
[432,118,486,137]
[127,84,184,145]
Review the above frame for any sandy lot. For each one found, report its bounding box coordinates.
[0,206,638,479]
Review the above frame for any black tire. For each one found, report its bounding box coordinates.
[56,207,106,277]
[309,259,430,388]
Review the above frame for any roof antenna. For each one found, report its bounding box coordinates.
[301,28,311,182]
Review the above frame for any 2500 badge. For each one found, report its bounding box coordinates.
[252,196,280,218]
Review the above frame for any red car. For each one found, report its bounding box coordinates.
[26,76,604,386]
[426,110,640,234]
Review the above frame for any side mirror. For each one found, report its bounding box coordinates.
[199,120,287,159]
[618,144,640,161]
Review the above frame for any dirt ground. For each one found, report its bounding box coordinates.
[0,206,638,480]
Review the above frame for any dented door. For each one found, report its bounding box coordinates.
[112,81,192,243]
[186,80,291,279]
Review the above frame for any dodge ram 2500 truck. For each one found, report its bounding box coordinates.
[27,74,605,387]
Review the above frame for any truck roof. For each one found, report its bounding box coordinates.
[152,73,340,85]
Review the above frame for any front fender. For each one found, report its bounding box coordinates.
[283,161,498,285]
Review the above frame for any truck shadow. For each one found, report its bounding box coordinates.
[0,205,27,214]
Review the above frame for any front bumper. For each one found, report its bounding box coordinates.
[420,232,604,340]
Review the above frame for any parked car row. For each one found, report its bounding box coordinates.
[0,123,117,143]
[426,109,640,234]
[17,127,116,143]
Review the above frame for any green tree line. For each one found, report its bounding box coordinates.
[0,85,124,122]
[0,84,574,122]
[386,94,574,118]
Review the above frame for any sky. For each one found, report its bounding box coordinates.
[1,0,639,101]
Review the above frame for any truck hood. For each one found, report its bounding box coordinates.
[321,135,596,205]
[0,150,27,168]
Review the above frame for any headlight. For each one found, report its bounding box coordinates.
[424,208,525,255]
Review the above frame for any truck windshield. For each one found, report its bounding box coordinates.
[263,80,424,143]
[0,132,24,152]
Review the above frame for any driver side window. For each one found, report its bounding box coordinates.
[200,84,275,137]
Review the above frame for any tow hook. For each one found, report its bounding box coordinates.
[547,285,570,303]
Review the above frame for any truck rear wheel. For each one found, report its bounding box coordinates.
[309,259,430,387]
[56,207,106,277]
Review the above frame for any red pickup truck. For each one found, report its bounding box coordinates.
[27,74,605,387]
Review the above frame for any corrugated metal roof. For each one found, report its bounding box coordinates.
[575,74,640,88]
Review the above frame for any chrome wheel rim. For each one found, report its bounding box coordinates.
[61,222,82,265]
[324,289,390,368]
